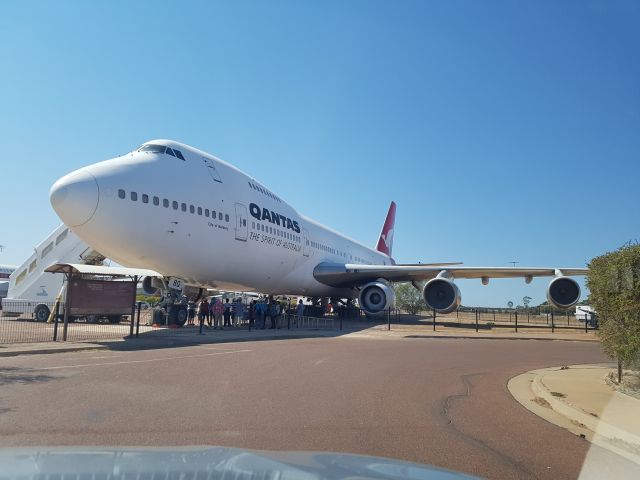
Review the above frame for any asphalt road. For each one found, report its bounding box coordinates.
[0,336,637,479]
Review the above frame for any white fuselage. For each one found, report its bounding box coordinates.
[50,140,391,298]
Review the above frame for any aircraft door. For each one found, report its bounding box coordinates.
[234,203,248,241]
[302,228,310,257]
[202,157,222,183]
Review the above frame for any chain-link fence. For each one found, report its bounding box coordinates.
[0,300,140,344]
[0,300,595,345]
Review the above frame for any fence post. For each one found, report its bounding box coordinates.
[52,300,60,341]
[515,310,518,333]
[287,313,290,330]
[62,274,71,342]
[387,308,391,331]
[339,313,343,331]
[135,302,141,337]
[199,313,204,335]
[551,311,555,333]
[475,309,479,332]
[433,309,437,331]
[493,309,496,322]
[567,311,570,326]
[585,313,589,333]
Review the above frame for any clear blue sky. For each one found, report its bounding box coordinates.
[1,0,638,307]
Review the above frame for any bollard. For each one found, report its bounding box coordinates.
[551,311,555,333]
[52,301,60,341]
[515,310,518,333]
[433,309,436,331]
[585,314,589,333]
[475,309,479,332]
[567,311,570,326]
[135,302,141,338]
[387,308,391,331]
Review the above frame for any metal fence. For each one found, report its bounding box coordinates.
[351,308,598,334]
[0,300,139,344]
[0,300,595,345]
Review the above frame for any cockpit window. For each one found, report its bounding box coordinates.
[137,143,186,160]
[139,144,166,153]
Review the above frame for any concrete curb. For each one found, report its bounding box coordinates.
[532,373,640,448]
[402,334,598,342]
[513,367,640,465]
[0,344,106,357]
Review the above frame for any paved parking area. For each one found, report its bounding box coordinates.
[0,335,637,479]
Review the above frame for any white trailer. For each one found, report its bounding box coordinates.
[575,305,595,323]
[3,224,106,321]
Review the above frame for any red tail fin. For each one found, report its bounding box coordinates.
[376,201,396,258]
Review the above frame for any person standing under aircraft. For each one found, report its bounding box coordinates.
[187,302,196,326]
[248,300,256,330]
[296,299,305,326]
[211,298,223,329]
[234,298,244,327]
[223,298,232,328]
[256,298,266,329]
[197,298,208,327]
[269,298,279,329]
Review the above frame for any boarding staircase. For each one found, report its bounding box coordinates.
[4,224,105,318]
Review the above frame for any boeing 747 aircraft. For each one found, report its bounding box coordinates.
[49,140,587,325]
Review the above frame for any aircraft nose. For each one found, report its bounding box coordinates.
[50,169,99,227]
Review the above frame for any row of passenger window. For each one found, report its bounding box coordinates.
[309,239,367,263]
[138,144,186,160]
[251,221,300,243]
[117,189,230,223]
[247,181,281,203]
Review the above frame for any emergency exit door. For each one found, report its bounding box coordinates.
[234,203,248,241]
[302,228,310,257]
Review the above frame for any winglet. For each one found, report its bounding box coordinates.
[376,201,396,258]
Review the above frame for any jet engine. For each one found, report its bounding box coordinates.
[423,278,461,314]
[547,276,580,309]
[141,276,161,295]
[359,280,395,315]
[183,285,204,302]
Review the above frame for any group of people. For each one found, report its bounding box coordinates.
[187,297,240,329]
[186,296,307,330]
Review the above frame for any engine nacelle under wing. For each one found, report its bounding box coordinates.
[141,276,161,295]
[359,280,395,315]
[423,278,461,314]
[547,276,581,309]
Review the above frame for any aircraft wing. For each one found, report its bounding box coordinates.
[313,262,588,288]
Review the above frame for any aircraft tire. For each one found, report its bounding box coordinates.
[169,305,188,327]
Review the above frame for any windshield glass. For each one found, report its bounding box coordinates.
[138,144,166,154]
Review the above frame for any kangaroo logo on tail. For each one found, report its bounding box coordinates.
[376,201,396,259]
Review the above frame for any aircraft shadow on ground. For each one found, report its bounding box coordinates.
[92,317,385,352]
